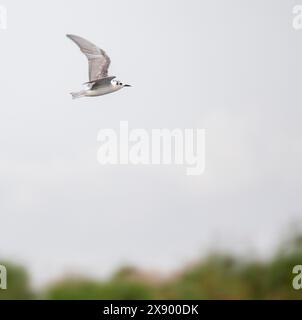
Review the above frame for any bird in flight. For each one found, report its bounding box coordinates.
[66,34,131,99]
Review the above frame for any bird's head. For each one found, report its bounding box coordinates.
[112,79,132,88]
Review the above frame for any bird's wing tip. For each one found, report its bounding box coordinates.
[66,34,78,39]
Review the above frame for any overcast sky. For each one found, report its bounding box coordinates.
[0,0,301,285]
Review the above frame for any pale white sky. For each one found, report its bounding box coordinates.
[0,0,301,285]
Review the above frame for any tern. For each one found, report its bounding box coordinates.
[66,34,131,99]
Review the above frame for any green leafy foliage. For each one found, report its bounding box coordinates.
[0,261,33,300]
[1,234,302,299]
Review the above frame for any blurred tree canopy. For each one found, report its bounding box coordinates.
[0,261,33,300]
[1,233,302,299]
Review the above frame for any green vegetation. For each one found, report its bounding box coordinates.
[1,234,302,299]
[0,261,33,300]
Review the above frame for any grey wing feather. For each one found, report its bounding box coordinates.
[90,76,116,89]
[66,34,111,81]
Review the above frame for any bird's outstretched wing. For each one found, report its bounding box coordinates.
[66,34,111,82]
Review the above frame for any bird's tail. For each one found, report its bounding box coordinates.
[70,90,86,99]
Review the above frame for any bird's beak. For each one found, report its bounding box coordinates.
[124,84,132,87]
